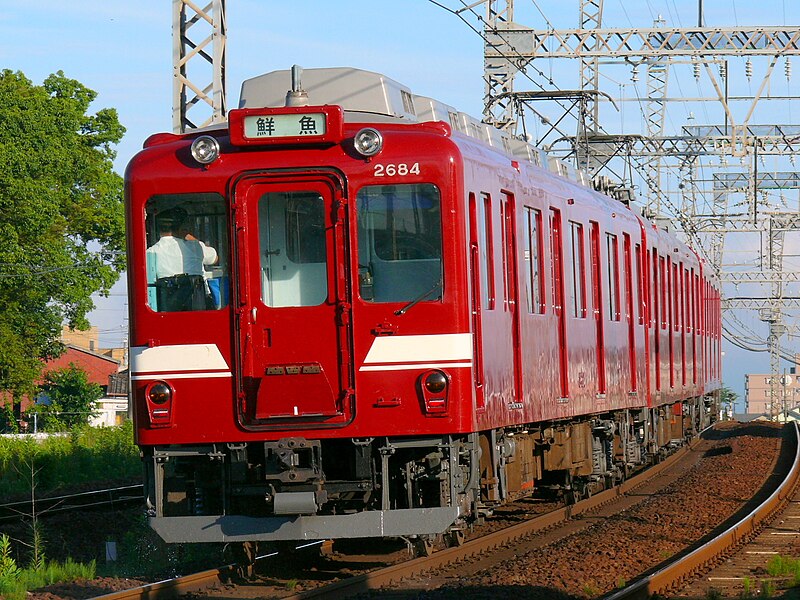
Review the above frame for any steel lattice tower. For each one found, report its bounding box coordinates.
[172,0,227,133]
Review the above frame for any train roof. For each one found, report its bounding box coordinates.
[238,67,592,188]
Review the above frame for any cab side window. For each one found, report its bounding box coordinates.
[145,193,228,313]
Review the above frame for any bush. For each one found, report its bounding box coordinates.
[0,422,140,500]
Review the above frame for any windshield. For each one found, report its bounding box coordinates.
[356,183,442,303]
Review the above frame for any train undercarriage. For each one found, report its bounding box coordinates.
[144,394,717,547]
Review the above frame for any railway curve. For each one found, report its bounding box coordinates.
[66,421,790,600]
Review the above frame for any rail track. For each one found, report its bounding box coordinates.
[639,422,800,600]
[83,422,795,600]
[93,432,711,600]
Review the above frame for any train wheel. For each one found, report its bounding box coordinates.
[566,487,581,505]
[412,537,435,558]
[447,529,465,547]
[224,541,257,579]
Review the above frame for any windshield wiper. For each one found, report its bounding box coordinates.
[394,279,443,316]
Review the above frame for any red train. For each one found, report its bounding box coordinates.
[126,67,721,548]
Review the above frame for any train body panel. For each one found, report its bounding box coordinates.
[126,67,722,544]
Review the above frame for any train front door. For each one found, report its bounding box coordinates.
[233,173,353,428]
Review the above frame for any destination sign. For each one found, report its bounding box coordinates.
[243,113,327,139]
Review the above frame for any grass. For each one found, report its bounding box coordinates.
[0,558,96,600]
[581,581,601,597]
[0,534,95,600]
[0,422,140,500]
[766,554,800,584]
[0,424,140,596]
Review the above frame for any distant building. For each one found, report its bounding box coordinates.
[60,326,127,368]
[1,326,128,429]
[57,326,129,427]
[745,354,800,418]
[96,370,130,427]
[745,374,779,416]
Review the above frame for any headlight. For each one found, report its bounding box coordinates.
[147,381,172,405]
[191,135,221,165]
[353,128,383,157]
[424,371,448,394]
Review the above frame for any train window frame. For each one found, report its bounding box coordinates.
[481,192,496,311]
[635,243,645,325]
[660,256,667,330]
[606,233,621,322]
[144,193,229,314]
[523,206,545,314]
[569,220,587,319]
[672,261,680,333]
[355,183,443,305]
[500,198,508,309]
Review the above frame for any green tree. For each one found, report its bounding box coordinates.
[720,386,739,418]
[32,364,102,430]
[0,70,125,409]
[0,404,17,434]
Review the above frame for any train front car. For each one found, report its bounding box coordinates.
[125,68,476,545]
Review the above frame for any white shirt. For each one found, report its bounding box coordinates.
[146,235,217,280]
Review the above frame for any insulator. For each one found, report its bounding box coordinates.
[719,62,727,79]
[693,60,701,80]
[745,58,753,81]
[786,58,792,81]
[790,154,796,167]
[631,64,639,83]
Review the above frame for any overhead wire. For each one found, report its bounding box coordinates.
[530,0,557,30]
[428,0,790,306]
[427,0,575,140]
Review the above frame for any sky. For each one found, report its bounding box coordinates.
[4,0,799,410]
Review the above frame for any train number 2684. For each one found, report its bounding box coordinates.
[373,163,420,177]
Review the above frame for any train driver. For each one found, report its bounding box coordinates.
[146,207,218,312]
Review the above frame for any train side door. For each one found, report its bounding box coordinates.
[550,208,569,401]
[502,192,523,404]
[232,173,353,428]
[468,193,486,409]
[589,222,606,398]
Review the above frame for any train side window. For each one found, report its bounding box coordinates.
[635,243,644,324]
[524,206,544,314]
[481,193,496,310]
[144,193,228,313]
[606,233,621,321]
[685,269,692,333]
[673,262,680,332]
[356,183,442,304]
[569,221,586,318]
[651,251,658,328]
[659,256,667,329]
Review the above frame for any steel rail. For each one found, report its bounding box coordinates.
[604,422,800,600]
[93,565,236,600]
